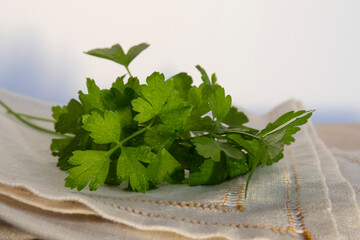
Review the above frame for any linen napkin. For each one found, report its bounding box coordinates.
[0,88,359,240]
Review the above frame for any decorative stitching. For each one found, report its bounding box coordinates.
[221,183,231,206]
[220,180,245,213]
[83,192,248,213]
[288,148,314,240]
[236,180,245,212]
[269,109,296,230]
[283,161,295,228]
[271,108,313,239]
[94,198,297,238]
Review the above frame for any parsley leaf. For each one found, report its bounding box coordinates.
[193,137,243,162]
[117,147,150,193]
[159,98,193,132]
[39,42,315,196]
[222,106,249,127]
[82,110,121,144]
[51,105,67,121]
[55,99,84,134]
[257,110,314,144]
[143,124,176,151]
[79,79,105,112]
[85,43,149,70]
[169,73,193,100]
[148,148,182,185]
[65,150,110,191]
[209,85,232,122]
[141,72,174,113]
[184,159,227,186]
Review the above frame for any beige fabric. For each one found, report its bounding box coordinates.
[1,89,360,240]
[315,123,360,150]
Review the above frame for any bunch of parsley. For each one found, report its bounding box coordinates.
[48,43,313,196]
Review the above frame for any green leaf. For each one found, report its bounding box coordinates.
[195,65,232,122]
[50,137,73,156]
[263,130,286,159]
[266,151,284,166]
[195,65,211,85]
[222,106,249,127]
[82,110,121,144]
[148,149,182,185]
[65,150,110,191]
[169,73,193,100]
[85,43,149,68]
[209,85,232,122]
[257,110,313,144]
[101,88,131,110]
[132,72,175,123]
[55,130,90,171]
[226,156,249,179]
[126,43,150,66]
[184,84,213,131]
[122,145,157,164]
[245,143,268,197]
[187,84,211,118]
[159,98,193,132]
[55,99,85,134]
[132,98,155,123]
[168,142,203,173]
[185,116,214,132]
[143,124,176,151]
[79,79,105,112]
[117,147,150,193]
[51,105,67,121]
[141,72,174,113]
[112,76,141,96]
[105,159,122,185]
[184,159,227,185]
[211,73,217,85]
[192,137,244,162]
[228,134,260,156]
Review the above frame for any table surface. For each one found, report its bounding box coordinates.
[315,123,360,150]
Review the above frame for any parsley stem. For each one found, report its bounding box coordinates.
[125,66,133,78]
[16,113,54,122]
[0,100,70,138]
[221,130,261,140]
[107,119,154,155]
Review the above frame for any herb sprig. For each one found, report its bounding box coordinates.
[4,43,313,196]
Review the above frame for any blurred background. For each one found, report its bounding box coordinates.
[0,0,359,123]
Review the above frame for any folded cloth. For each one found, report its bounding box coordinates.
[330,148,360,209]
[0,88,359,240]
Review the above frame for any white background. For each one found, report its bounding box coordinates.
[1,0,359,123]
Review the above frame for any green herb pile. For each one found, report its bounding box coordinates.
[48,43,313,195]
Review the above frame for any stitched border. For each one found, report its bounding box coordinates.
[221,183,232,206]
[236,180,245,212]
[283,161,295,228]
[93,198,297,238]
[82,192,247,213]
[271,108,313,239]
[220,180,245,213]
[0,176,298,238]
[288,148,314,240]
[269,109,296,230]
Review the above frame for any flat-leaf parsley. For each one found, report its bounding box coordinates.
[0,43,313,197]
